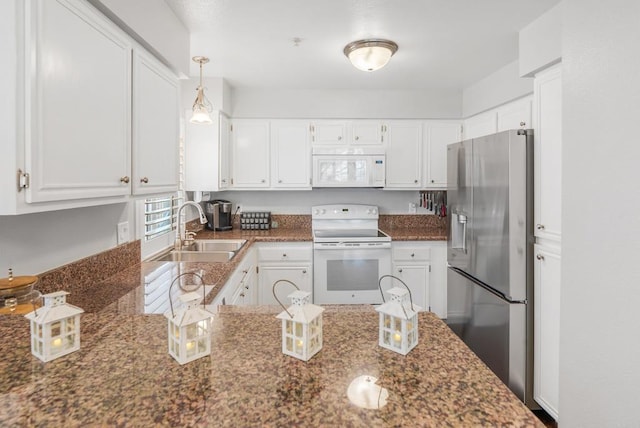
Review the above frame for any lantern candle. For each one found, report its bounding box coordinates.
[376,275,422,356]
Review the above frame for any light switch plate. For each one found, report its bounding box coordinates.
[117,221,130,245]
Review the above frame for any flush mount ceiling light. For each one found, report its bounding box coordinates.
[190,56,213,125]
[343,39,398,72]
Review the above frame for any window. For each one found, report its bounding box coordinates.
[143,194,183,241]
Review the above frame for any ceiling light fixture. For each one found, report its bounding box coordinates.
[343,39,398,72]
[190,56,213,125]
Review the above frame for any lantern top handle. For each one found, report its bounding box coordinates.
[169,271,206,318]
[378,275,415,312]
[272,279,300,319]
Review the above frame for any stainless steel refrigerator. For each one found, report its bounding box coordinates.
[446,129,536,407]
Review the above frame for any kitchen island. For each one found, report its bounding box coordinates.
[0,306,542,427]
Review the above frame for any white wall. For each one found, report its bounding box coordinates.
[87,0,190,75]
[519,3,563,77]
[213,189,433,215]
[560,0,640,426]
[0,203,133,276]
[462,60,533,118]
[230,88,462,119]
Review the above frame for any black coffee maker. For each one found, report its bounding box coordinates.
[205,200,233,231]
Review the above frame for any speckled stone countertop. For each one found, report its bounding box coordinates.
[0,306,542,427]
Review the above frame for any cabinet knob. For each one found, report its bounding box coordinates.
[355,136,359,141]
[431,179,435,183]
[536,224,545,230]
[337,136,342,141]
[282,253,287,258]
[140,177,149,183]
[221,179,227,183]
[414,180,418,184]
[398,268,403,273]
[261,179,266,183]
[520,121,526,127]
[120,176,130,184]
[245,285,249,290]
[240,293,245,298]
[302,270,307,274]
[536,254,545,261]
[411,253,415,258]
[278,180,282,183]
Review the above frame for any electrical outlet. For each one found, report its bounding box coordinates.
[117,221,130,245]
[408,203,417,214]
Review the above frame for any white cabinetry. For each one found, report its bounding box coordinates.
[231,120,270,188]
[533,244,560,420]
[497,96,532,132]
[310,120,384,145]
[185,112,231,191]
[257,243,313,305]
[210,247,257,307]
[270,120,311,189]
[385,121,423,188]
[310,121,347,145]
[132,48,179,195]
[463,111,497,140]
[532,63,561,420]
[351,120,384,145]
[391,241,447,318]
[424,121,462,188]
[1,0,132,214]
[534,65,562,242]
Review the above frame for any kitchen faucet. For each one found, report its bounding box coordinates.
[175,201,208,249]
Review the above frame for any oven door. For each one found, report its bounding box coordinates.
[313,242,391,304]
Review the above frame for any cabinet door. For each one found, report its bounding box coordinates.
[391,264,430,311]
[352,120,384,145]
[219,115,231,189]
[534,65,562,241]
[239,265,257,306]
[385,121,422,188]
[497,96,532,132]
[310,121,347,145]
[463,111,497,140]
[424,121,461,188]
[271,121,311,188]
[259,266,312,305]
[231,120,270,188]
[25,0,132,202]
[533,244,560,420]
[132,49,179,195]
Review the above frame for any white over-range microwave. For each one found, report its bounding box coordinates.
[312,148,385,188]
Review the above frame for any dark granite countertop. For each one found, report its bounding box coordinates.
[0,306,542,427]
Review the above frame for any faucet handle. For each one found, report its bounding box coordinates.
[184,231,197,241]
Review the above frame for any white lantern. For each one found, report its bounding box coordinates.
[24,291,84,362]
[274,280,324,362]
[376,276,421,355]
[164,291,213,365]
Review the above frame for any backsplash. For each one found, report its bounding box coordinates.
[37,240,140,296]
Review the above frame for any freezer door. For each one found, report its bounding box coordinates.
[471,130,530,301]
[447,140,472,271]
[446,267,527,402]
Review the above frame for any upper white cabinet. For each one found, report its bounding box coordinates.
[231,120,270,188]
[184,111,230,191]
[24,0,132,205]
[534,65,562,242]
[497,96,532,132]
[463,111,497,140]
[310,120,384,145]
[351,120,384,145]
[132,49,179,195]
[385,121,423,189]
[424,121,462,188]
[270,120,311,189]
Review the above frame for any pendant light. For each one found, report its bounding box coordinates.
[190,56,213,125]
[343,39,398,72]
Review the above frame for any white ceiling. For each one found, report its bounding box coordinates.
[164,0,561,91]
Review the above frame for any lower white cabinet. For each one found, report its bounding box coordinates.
[391,241,447,318]
[257,242,313,305]
[211,247,257,307]
[533,243,560,420]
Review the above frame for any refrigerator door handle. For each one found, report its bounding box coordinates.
[458,214,467,253]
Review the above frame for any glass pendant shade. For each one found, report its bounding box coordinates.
[344,39,398,72]
[189,56,213,124]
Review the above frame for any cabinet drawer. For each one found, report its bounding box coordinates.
[393,247,430,261]
[258,246,312,262]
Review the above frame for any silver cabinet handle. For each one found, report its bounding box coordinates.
[120,176,130,184]
[536,224,545,230]
[520,121,526,127]
[536,254,545,261]
[140,177,148,183]
[302,270,307,274]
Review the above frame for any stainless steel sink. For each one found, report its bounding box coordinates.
[182,239,247,252]
[153,239,247,263]
[154,251,235,263]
